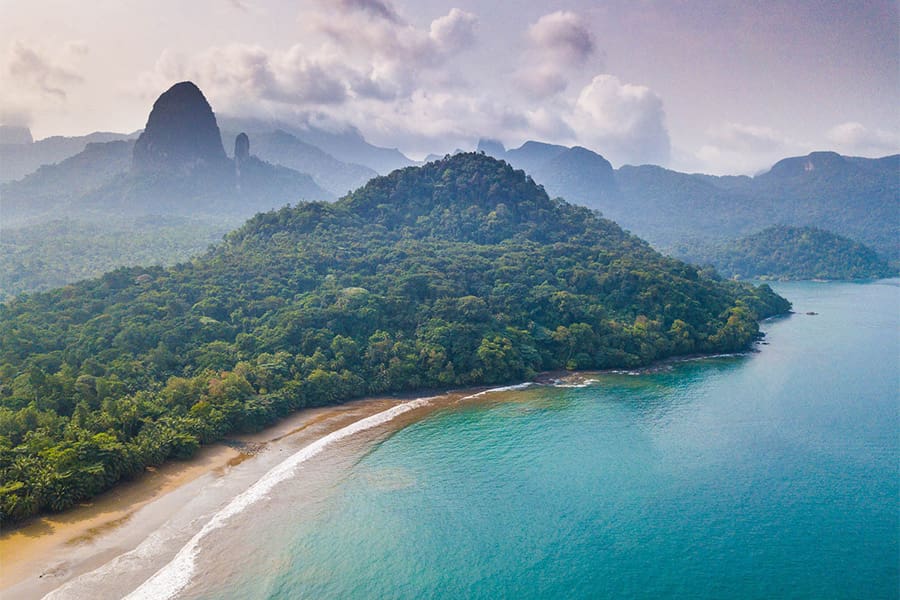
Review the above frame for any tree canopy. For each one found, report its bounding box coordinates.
[0,153,790,524]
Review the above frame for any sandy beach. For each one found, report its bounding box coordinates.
[0,393,452,599]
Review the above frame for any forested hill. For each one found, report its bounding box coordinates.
[0,153,789,523]
[688,226,896,281]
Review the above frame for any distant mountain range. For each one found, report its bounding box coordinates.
[476,139,899,263]
[1,80,896,299]
[0,130,138,184]
[1,82,333,228]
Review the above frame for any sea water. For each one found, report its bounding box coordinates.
[137,281,900,599]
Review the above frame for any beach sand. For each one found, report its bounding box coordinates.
[0,394,450,599]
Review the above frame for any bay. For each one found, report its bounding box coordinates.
[176,280,900,599]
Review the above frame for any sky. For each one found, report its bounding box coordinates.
[1,0,897,174]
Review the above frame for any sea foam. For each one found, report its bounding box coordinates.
[461,382,534,400]
[122,397,434,600]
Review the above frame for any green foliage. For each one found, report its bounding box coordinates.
[0,153,790,524]
[0,216,235,301]
[683,225,896,280]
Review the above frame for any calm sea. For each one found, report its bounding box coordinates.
[132,280,900,599]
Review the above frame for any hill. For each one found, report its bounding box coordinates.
[0,153,789,522]
[687,226,896,280]
[485,142,898,262]
[0,130,136,184]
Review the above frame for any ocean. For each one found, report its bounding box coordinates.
[51,280,900,599]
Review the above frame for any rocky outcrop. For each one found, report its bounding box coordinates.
[234,132,250,162]
[132,81,228,174]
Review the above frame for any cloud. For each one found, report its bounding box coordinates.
[528,11,595,64]
[140,4,477,116]
[691,122,804,174]
[141,45,348,113]
[708,122,787,153]
[517,11,598,100]
[0,106,32,127]
[826,121,899,156]
[5,41,84,100]
[570,74,670,165]
[132,6,666,165]
[332,0,400,23]
[430,8,478,53]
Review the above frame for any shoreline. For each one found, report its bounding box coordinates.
[0,352,762,598]
[0,393,456,599]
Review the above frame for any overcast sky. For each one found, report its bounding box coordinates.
[1,0,897,174]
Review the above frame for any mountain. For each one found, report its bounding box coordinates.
[218,116,414,175]
[486,142,898,262]
[132,81,229,174]
[1,140,134,226]
[0,125,32,145]
[476,138,618,206]
[685,225,896,281]
[0,82,333,298]
[0,152,789,523]
[1,82,332,223]
[0,129,136,183]
[220,128,378,196]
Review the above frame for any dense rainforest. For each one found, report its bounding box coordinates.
[682,225,896,281]
[0,153,790,523]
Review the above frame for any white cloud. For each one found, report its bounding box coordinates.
[131,6,668,166]
[516,11,598,100]
[528,11,595,64]
[826,121,899,156]
[4,40,85,100]
[689,121,805,174]
[570,74,670,165]
[430,8,478,53]
[0,40,88,127]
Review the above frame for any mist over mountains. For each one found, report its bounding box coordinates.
[1,80,896,300]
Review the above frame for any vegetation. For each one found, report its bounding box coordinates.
[521,148,899,262]
[0,153,790,523]
[684,226,896,280]
[1,216,237,301]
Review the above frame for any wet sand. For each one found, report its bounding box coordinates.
[0,394,452,599]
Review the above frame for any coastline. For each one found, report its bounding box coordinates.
[0,350,766,598]
[0,393,454,599]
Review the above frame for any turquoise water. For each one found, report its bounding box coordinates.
[190,281,898,599]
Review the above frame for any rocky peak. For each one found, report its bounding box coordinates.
[234,132,250,161]
[132,81,227,174]
[0,125,33,145]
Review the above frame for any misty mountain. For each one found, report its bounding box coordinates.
[1,82,332,227]
[1,140,135,226]
[218,116,415,175]
[477,139,898,262]
[0,82,334,298]
[0,129,137,184]
[477,139,618,208]
[221,128,378,197]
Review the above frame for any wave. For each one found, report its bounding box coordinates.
[461,382,534,400]
[120,397,434,600]
[550,378,598,388]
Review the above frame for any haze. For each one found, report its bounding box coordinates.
[1,0,897,174]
